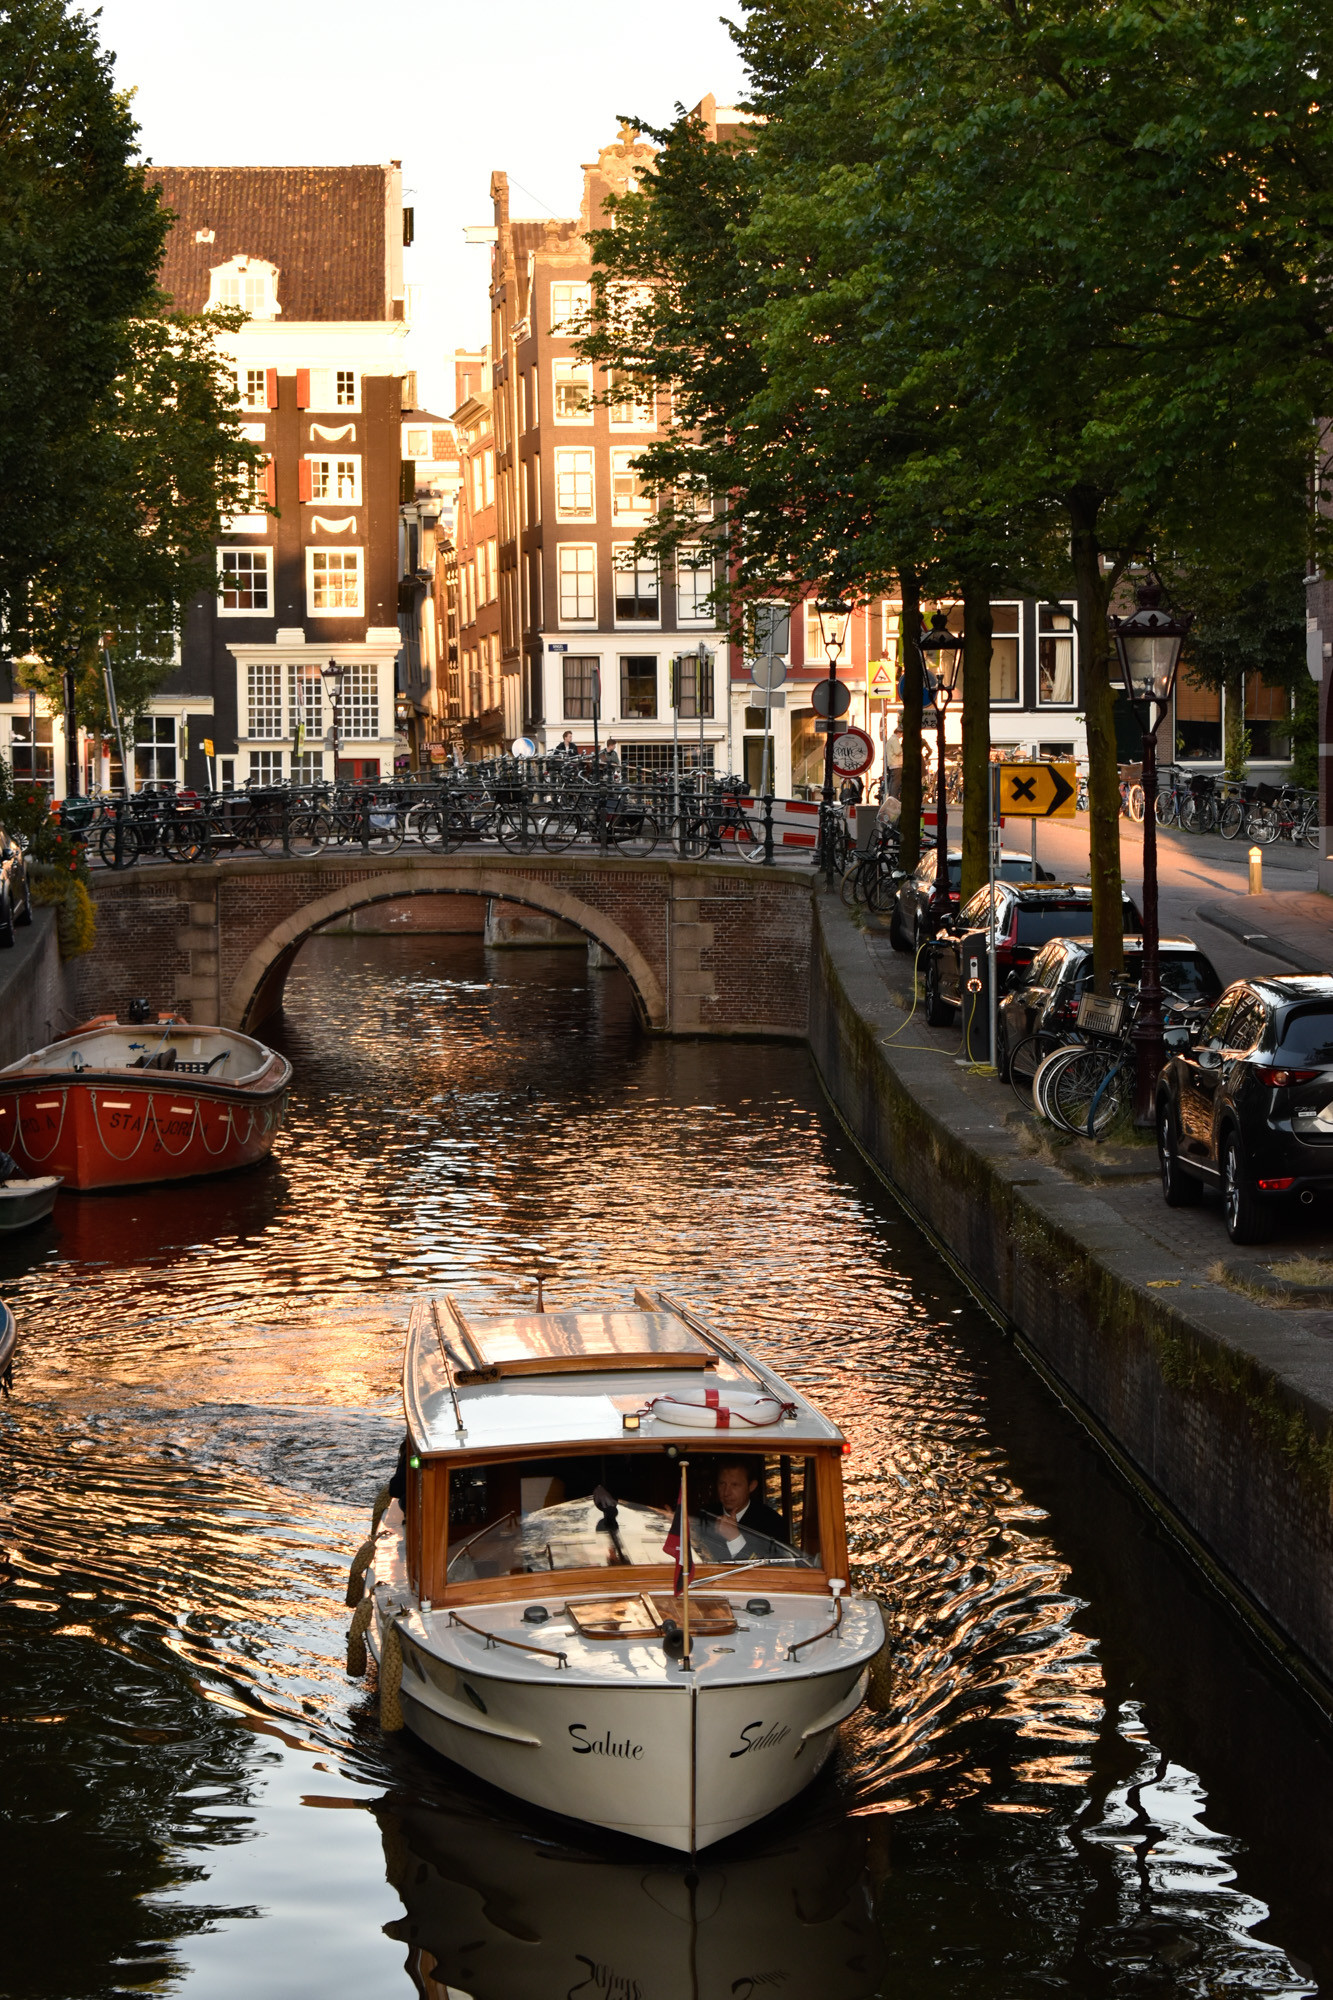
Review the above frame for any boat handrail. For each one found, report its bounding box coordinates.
[442,1293,494,1378]
[648,1287,796,1413]
[447,1608,569,1670]
[429,1299,468,1438]
[786,1591,844,1661]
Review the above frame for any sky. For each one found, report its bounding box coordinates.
[90,0,749,413]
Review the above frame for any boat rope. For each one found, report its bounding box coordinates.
[379,1619,405,1730]
[346,1594,374,1677]
[89,1090,155,1162]
[147,1096,199,1157]
[369,1482,392,1536]
[6,1090,68,1166]
[345,1536,376,1607]
[196,1104,237,1156]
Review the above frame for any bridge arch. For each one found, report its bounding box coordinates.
[223,866,667,1032]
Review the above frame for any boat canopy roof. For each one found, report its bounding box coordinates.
[404,1293,845,1457]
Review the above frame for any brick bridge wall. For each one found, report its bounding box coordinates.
[75,853,815,1038]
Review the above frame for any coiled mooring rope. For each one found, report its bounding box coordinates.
[345,1537,375,1608]
[346,1593,374,1677]
[369,1482,392,1536]
[379,1620,404,1731]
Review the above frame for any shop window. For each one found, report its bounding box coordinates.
[1174,673,1222,761]
[990,603,1020,703]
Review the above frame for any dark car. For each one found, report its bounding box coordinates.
[889,849,1053,954]
[0,827,32,948]
[1156,976,1333,1243]
[996,934,1222,1077]
[922,883,1144,1028]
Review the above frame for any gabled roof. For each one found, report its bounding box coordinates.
[153,166,398,322]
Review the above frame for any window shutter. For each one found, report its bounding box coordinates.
[265,367,278,410]
[298,458,312,502]
[296,368,311,409]
[263,456,276,506]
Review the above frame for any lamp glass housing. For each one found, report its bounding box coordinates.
[920,612,964,702]
[816,599,852,660]
[1115,628,1184,705]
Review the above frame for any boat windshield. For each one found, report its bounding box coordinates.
[444,1452,822,1582]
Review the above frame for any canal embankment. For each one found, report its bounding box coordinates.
[0,907,64,1070]
[808,892,1333,1704]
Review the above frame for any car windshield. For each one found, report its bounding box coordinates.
[1014,904,1096,945]
[1276,1006,1333,1066]
[997,859,1037,882]
[1153,954,1222,1004]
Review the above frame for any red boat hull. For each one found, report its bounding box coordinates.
[0,1076,288,1191]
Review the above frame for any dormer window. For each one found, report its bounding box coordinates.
[208,255,281,319]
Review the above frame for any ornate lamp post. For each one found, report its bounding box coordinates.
[320,659,348,779]
[920,610,964,922]
[815,599,852,803]
[1109,577,1192,1125]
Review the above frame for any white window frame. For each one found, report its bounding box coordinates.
[550,282,592,334]
[555,448,596,522]
[608,370,655,431]
[989,601,1023,708]
[307,366,360,412]
[306,545,365,617]
[552,359,594,425]
[1037,601,1077,707]
[610,449,652,524]
[238,365,269,411]
[676,546,713,626]
[305,455,362,504]
[248,749,284,784]
[246,663,285,740]
[612,543,660,628]
[208,256,279,319]
[338,663,380,742]
[557,543,597,626]
[217,546,273,617]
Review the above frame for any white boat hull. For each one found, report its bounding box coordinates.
[0,1176,61,1232]
[371,1585,882,1854]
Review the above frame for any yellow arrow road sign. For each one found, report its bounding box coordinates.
[995,760,1077,818]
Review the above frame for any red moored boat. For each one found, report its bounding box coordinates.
[0,1015,291,1192]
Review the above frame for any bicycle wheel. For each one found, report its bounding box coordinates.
[252,809,288,856]
[542,812,584,853]
[495,806,538,853]
[1247,805,1278,845]
[161,817,213,864]
[1046,1046,1128,1137]
[1154,789,1176,826]
[286,809,329,857]
[731,808,766,862]
[97,820,141,870]
[1304,804,1321,850]
[670,815,708,860]
[1218,797,1246,839]
[839,860,865,908]
[1126,785,1145,822]
[1009,1032,1061,1111]
[608,809,659,858]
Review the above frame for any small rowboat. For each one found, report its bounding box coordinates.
[348,1285,890,1855]
[0,1173,61,1232]
[0,1016,291,1192]
[0,1297,15,1395]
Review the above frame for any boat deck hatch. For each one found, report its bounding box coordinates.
[448,1308,715,1383]
[564,1594,738,1640]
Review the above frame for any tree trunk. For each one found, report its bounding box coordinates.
[1222,665,1248,780]
[959,577,993,903]
[1069,494,1124,994]
[898,568,923,870]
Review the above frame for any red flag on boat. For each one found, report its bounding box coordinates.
[663,1464,695,1597]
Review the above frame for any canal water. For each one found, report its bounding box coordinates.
[2,932,1331,1998]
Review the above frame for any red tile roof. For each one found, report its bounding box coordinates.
[152,166,393,322]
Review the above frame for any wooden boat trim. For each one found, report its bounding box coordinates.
[434,1564,834,1610]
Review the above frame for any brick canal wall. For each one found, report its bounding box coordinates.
[0,909,66,1067]
[808,895,1333,1700]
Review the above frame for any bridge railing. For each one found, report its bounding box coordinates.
[65,769,854,877]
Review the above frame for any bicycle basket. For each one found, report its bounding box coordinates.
[1076,991,1126,1036]
[1253,783,1278,807]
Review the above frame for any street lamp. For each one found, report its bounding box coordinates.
[1109,577,1192,1126]
[816,598,852,806]
[920,610,964,921]
[320,659,348,778]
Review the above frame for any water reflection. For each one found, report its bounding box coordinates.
[0,933,1327,1997]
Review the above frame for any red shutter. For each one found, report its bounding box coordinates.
[265,367,278,410]
[298,458,312,502]
[296,368,310,409]
[263,455,276,506]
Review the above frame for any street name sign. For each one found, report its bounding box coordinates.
[993,761,1077,818]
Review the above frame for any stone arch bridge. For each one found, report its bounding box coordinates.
[77,851,816,1038]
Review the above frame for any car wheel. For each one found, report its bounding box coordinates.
[1158,1100,1200,1208]
[923,953,952,1027]
[1222,1130,1272,1244]
[888,904,910,953]
[0,889,13,948]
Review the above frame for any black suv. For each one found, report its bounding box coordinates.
[1156,976,1333,1242]
[0,827,32,948]
[996,934,1221,1077]
[923,883,1143,1028]
[889,849,1052,953]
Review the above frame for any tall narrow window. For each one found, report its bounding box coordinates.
[619,655,658,718]
[550,282,592,332]
[613,546,659,623]
[608,371,654,428]
[611,449,652,521]
[553,360,593,422]
[990,603,1021,703]
[340,665,379,739]
[135,715,177,786]
[1038,604,1075,704]
[247,663,284,738]
[288,665,324,742]
[555,449,595,520]
[558,546,596,623]
[563,655,599,719]
[676,547,713,625]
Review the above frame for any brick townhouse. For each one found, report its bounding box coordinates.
[0,163,413,794]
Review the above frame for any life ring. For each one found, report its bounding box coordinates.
[650,1386,793,1430]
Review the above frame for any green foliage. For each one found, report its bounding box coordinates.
[0,752,89,879]
[1289,675,1318,791]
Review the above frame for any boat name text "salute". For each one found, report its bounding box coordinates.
[730,1720,792,1757]
[569,1724,645,1759]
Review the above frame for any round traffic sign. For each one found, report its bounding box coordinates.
[750,655,788,691]
[810,677,851,718]
[830,726,874,776]
[511,735,537,757]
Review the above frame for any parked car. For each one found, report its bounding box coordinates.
[889,849,1053,953]
[1156,975,1333,1243]
[995,934,1222,1076]
[922,883,1144,1028]
[0,828,33,948]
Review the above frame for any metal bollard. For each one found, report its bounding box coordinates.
[1248,845,1262,895]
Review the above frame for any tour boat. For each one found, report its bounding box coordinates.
[348,1285,889,1855]
[0,1172,61,1232]
[0,1016,291,1192]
